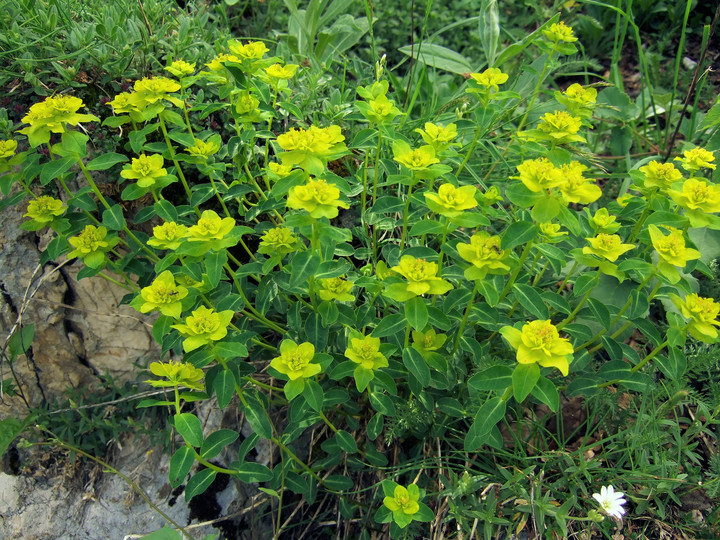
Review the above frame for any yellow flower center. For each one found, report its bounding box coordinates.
[657,234,684,257]
[195,216,222,235]
[286,352,307,371]
[406,259,431,281]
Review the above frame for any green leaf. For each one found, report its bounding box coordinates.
[154,200,178,222]
[627,289,649,319]
[168,446,195,488]
[213,369,236,409]
[40,156,75,185]
[367,413,384,440]
[655,347,686,381]
[410,220,445,236]
[369,391,396,416]
[586,298,611,329]
[7,324,35,356]
[302,379,324,411]
[512,363,540,403]
[405,297,428,331]
[353,365,374,392]
[530,377,559,412]
[174,413,204,447]
[437,397,465,417]
[244,392,273,439]
[465,397,506,451]
[505,183,544,208]
[204,251,228,288]
[335,430,358,454]
[371,313,407,338]
[531,197,562,223]
[468,365,512,391]
[567,376,600,397]
[86,153,128,171]
[398,43,472,74]
[290,251,320,288]
[200,429,239,459]
[512,283,549,319]
[479,0,500,66]
[324,475,354,491]
[102,204,126,231]
[573,274,599,297]
[234,462,272,483]
[185,468,217,501]
[402,347,430,388]
[501,221,538,250]
[0,415,35,458]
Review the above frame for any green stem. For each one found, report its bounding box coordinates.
[497,241,534,303]
[158,115,193,200]
[452,281,480,353]
[400,183,414,251]
[631,340,668,373]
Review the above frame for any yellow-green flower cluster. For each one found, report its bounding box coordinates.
[172,306,234,352]
[146,361,205,391]
[513,158,564,192]
[543,21,578,43]
[670,294,720,343]
[147,222,188,250]
[356,80,402,125]
[257,227,299,256]
[188,210,235,242]
[457,232,511,281]
[589,208,620,234]
[539,222,568,242]
[383,484,421,526]
[649,225,700,268]
[669,178,720,214]
[276,125,347,174]
[411,328,447,358]
[67,225,118,268]
[286,178,349,219]
[186,137,221,159]
[120,154,167,188]
[270,340,322,380]
[24,196,65,225]
[345,335,388,371]
[108,77,182,119]
[0,139,17,159]
[556,83,597,117]
[424,183,478,217]
[318,277,355,302]
[582,234,635,262]
[535,111,586,145]
[500,320,573,376]
[469,68,509,92]
[675,147,716,173]
[393,141,440,171]
[638,161,683,192]
[382,256,453,302]
[164,60,196,78]
[558,162,601,204]
[137,270,188,318]
[19,95,99,147]
[415,123,457,154]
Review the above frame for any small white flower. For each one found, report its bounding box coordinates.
[593,485,627,520]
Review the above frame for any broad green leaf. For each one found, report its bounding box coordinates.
[204,251,228,288]
[465,397,506,451]
[655,347,686,381]
[479,0,500,66]
[302,379,324,412]
[501,221,538,250]
[367,413,384,440]
[371,313,406,338]
[468,365,513,391]
[169,446,195,488]
[289,251,320,288]
[513,283,549,319]
[102,204,126,231]
[184,468,217,501]
[86,153,128,170]
[398,43,472,74]
[174,413,204,447]
[402,347,430,388]
[335,430,358,454]
[213,369,236,409]
[234,462,272,483]
[40,156,75,185]
[530,377,559,412]
[512,363,540,403]
[139,526,184,540]
[405,297,428,331]
[243,393,273,439]
[200,429,239,459]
